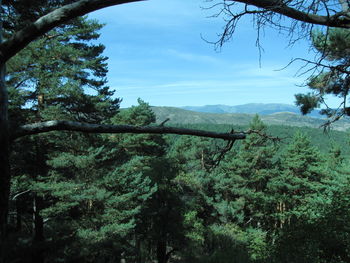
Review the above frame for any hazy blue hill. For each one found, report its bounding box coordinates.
[152,106,350,131]
[182,104,231,113]
[182,104,231,114]
[182,103,322,118]
[153,106,252,125]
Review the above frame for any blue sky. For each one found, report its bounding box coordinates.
[88,0,328,108]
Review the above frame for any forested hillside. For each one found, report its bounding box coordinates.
[181,103,322,118]
[152,106,350,131]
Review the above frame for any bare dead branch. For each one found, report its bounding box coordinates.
[12,190,31,200]
[208,130,236,170]
[11,120,246,141]
[232,0,350,27]
[320,114,343,131]
[245,129,284,142]
[206,0,350,50]
[159,118,170,126]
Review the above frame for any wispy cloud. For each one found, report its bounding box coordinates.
[87,0,315,108]
[113,73,307,104]
[165,49,222,64]
[114,78,309,107]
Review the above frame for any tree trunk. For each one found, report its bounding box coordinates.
[136,236,142,263]
[157,239,167,263]
[33,196,44,242]
[16,198,22,231]
[31,95,45,263]
[32,195,44,263]
[0,84,9,260]
[0,45,10,263]
[0,0,10,247]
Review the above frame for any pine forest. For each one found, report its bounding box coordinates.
[2,1,350,263]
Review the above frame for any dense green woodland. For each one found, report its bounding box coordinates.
[7,102,350,263]
[3,3,350,263]
[170,123,350,155]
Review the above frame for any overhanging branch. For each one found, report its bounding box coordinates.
[0,0,146,62]
[232,0,350,27]
[227,0,350,28]
[3,0,350,63]
[11,120,246,141]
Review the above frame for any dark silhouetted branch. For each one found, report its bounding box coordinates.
[11,120,246,141]
[0,0,145,63]
[159,118,170,126]
[232,0,350,27]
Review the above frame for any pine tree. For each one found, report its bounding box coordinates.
[213,115,279,230]
[295,28,350,120]
[171,116,278,262]
[270,132,328,263]
[6,15,121,262]
[269,132,325,224]
[112,100,185,263]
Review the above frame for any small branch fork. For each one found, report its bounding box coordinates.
[282,51,350,130]
[245,129,283,142]
[201,128,282,172]
[209,129,237,170]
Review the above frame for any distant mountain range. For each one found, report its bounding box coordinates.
[151,105,350,131]
[181,103,322,118]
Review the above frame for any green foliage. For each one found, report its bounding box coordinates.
[312,29,350,61]
[6,3,350,261]
[166,116,350,263]
[7,15,120,128]
[295,93,320,115]
[9,103,350,263]
[183,211,205,245]
[295,28,350,118]
[212,116,278,228]
[169,122,350,155]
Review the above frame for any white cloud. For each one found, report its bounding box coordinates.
[86,0,315,108]
[112,74,305,97]
[165,49,222,64]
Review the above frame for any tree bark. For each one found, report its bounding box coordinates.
[31,125,46,263]
[0,0,145,63]
[0,0,10,245]
[32,197,44,240]
[232,0,350,27]
[157,239,167,263]
[32,195,44,263]
[0,60,9,260]
[12,120,246,141]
